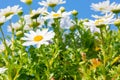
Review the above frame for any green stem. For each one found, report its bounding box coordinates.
[0,27,8,56]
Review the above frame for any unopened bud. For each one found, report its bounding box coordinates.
[72,10,78,16]
[18,10,23,16]
[16,31,23,37]
[60,7,65,12]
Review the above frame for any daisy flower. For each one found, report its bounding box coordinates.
[38,0,66,7]
[45,10,71,19]
[20,0,32,5]
[91,0,111,14]
[0,5,22,20]
[30,7,47,19]
[21,29,55,48]
[84,14,114,28]
[84,22,100,33]
[24,15,45,29]
[7,22,22,32]
[110,2,120,14]
[60,16,74,29]
[0,67,7,74]
[84,16,114,33]
[92,13,115,19]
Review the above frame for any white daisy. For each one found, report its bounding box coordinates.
[84,16,114,32]
[21,29,55,48]
[91,0,111,14]
[24,15,45,29]
[38,0,66,7]
[0,67,7,74]
[20,0,32,5]
[30,7,47,19]
[7,22,22,32]
[110,2,120,14]
[45,10,71,19]
[92,13,115,19]
[84,21,100,33]
[84,17,114,28]
[60,16,74,29]
[0,5,22,20]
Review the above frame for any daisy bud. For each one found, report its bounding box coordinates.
[16,31,23,37]
[72,10,78,16]
[70,25,76,31]
[60,7,65,12]
[18,10,23,16]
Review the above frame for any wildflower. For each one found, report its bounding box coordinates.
[7,22,22,32]
[60,6,65,12]
[45,10,71,19]
[92,13,115,19]
[24,15,45,28]
[72,10,78,16]
[21,29,55,48]
[60,16,74,29]
[30,7,47,19]
[0,5,22,20]
[20,0,32,5]
[91,0,111,14]
[84,15,114,29]
[0,67,7,74]
[90,58,101,69]
[84,20,100,33]
[0,16,6,26]
[38,0,66,8]
[110,2,120,14]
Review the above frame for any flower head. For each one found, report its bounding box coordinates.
[21,29,55,48]
[60,16,74,29]
[0,5,22,20]
[110,2,120,14]
[84,14,114,29]
[91,1,111,14]
[45,10,71,19]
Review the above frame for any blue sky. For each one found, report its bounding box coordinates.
[0,0,120,36]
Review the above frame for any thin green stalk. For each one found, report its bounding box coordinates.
[0,26,8,56]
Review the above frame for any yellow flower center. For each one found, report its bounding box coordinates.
[95,19,104,25]
[52,13,61,18]
[25,0,32,5]
[48,3,57,7]
[99,7,104,11]
[34,35,43,42]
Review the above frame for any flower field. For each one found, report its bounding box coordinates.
[0,0,120,80]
